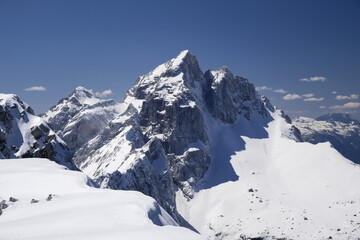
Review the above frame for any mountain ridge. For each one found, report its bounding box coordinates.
[54,50,303,225]
[4,50,358,239]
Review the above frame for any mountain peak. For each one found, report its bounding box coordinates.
[172,49,195,66]
[0,93,23,106]
[171,49,196,66]
[0,94,74,168]
[149,50,200,78]
[210,66,234,82]
[74,86,91,92]
[72,86,94,96]
[176,49,191,59]
[127,50,204,101]
[43,86,123,154]
[0,93,34,115]
[217,66,231,73]
[67,86,101,106]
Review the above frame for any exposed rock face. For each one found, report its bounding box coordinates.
[294,113,360,163]
[42,86,125,154]
[0,94,75,169]
[126,51,211,197]
[69,50,301,221]
[74,103,178,220]
[204,67,266,123]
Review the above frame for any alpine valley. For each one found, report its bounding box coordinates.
[1,51,360,240]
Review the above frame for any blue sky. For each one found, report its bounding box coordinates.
[1,0,359,120]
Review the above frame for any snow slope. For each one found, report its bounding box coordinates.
[294,114,360,164]
[177,110,360,240]
[0,158,205,240]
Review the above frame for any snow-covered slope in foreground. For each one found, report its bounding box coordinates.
[0,159,205,240]
[177,111,360,240]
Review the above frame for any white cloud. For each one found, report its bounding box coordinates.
[304,97,324,102]
[255,86,272,91]
[330,102,360,109]
[302,93,314,98]
[24,86,46,91]
[332,91,337,94]
[95,89,113,98]
[274,89,287,94]
[310,76,326,82]
[283,93,302,100]
[319,106,327,109]
[300,76,326,82]
[335,94,359,100]
[256,86,289,94]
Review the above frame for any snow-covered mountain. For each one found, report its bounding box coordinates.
[37,50,360,239]
[0,158,205,240]
[71,51,302,225]
[42,86,125,155]
[0,94,75,169]
[294,113,360,163]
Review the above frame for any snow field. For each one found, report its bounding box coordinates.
[0,158,205,240]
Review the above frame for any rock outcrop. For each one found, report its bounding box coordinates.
[0,94,75,169]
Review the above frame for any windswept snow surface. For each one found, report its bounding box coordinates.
[177,110,360,240]
[0,159,205,240]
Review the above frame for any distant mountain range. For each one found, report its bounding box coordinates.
[1,51,360,240]
[294,113,360,164]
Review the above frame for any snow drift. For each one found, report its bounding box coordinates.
[0,158,205,240]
